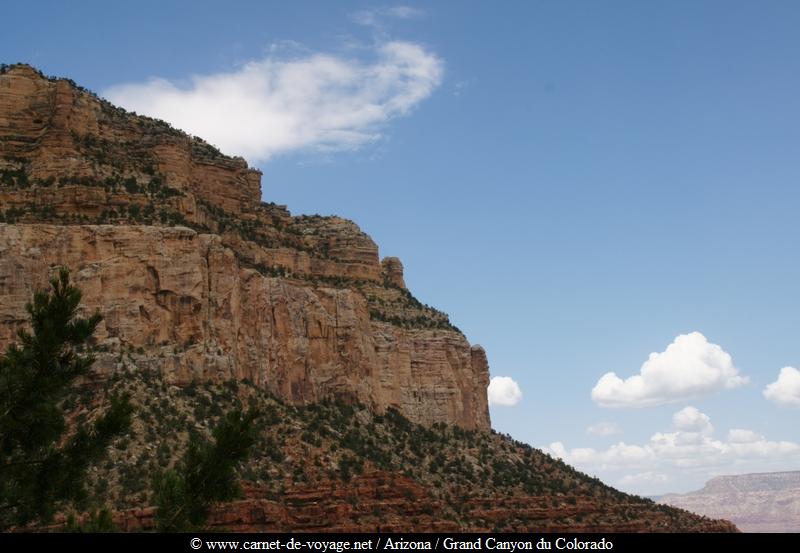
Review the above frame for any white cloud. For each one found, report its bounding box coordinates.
[488,376,522,407]
[763,366,800,408]
[546,441,654,470]
[104,41,443,164]
[728,428,762,444]
[618,471,669,489]
[672,406,713,435]
[603,442,655,466]
[545,407,800,495]
[586,421,622,437]
[591,332,749,408]
[351,6,425,27]
[547,441,568,460]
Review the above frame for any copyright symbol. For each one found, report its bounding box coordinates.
[191,538,203,550]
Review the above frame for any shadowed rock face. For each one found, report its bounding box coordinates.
[660,471,800,532]
[0,64,490,430]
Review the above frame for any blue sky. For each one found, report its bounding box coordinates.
[5,1,800,495]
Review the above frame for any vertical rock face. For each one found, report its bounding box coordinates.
[0,65,490,430]
[381,256,406,289]
[0,65,261,216]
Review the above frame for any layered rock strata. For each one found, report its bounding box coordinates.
[660,471,800,532]
[0,64,489,430]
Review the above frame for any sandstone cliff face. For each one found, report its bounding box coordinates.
[659,471,800,532]
[0,223,487,430]
[0,64,489,430]
[380,257,405,289]
[0,65,260,216]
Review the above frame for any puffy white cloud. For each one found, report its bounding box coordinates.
[727,438,800,458]
[728,429,762,444]
[104,41,443,164]
[586,421,622,437]
[488,376,522,407]
[672,406,713,435]
[546,407,800,494]
[763,366,800,408]
[591,332,748,408]
[618,471,669,489]
[648,429,726,465]
[546,441,654,470]
[603,442,655,467]
[546,441,568,460]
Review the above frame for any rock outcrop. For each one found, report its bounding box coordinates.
[0,64,489,430]
[93,474,738,533]
[659,471,800,532]
[380,256,405,289]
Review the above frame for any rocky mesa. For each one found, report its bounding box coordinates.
[660,471,800,532]
[0,63,489,431]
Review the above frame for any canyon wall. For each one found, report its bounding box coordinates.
[0,64,490,430]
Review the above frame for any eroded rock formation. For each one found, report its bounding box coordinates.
[0,64,489,430]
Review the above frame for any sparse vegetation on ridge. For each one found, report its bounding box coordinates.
[64,366,731,532]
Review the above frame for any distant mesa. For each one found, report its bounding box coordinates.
[660,471,800,532]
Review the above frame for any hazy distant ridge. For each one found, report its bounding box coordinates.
[660,471,800,532]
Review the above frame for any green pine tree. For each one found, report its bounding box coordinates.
[153,407,260,532]
[0,268,133,529]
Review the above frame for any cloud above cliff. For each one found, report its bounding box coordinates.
[350,6,425,27]
[617,471,669,489]
[546,406,800,494]
[488,376,523,407]
[763,366,800,408]
[586,421,622,437]
[103,40,443,164]
[672,406,713,435]
[591,332,748,408]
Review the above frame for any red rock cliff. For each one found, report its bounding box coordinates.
[0,64,490,431]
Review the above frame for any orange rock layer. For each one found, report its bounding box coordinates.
[0,64,489,430]
[54,472,737,533]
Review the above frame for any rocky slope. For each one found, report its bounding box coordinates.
[660,472,800,532]
[51,371,737,533]
[0,63,488,431]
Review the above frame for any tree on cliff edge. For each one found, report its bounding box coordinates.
[0,268,132,529]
